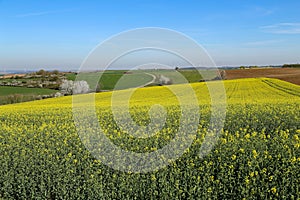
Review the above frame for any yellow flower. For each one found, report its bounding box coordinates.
[245,178,250,185]
[291,157,297,163]
[151,174,156,181]
[245,134,251,139]
[221,138,227,144]
[247,161,252,167]
[94,159,100,163]
[252,150,258,159]
[264,150,269,155]
[260,133,266,139]
[231,155,237,160]
[270,187,277,194]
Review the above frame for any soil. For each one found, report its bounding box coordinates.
[225,68,300,85]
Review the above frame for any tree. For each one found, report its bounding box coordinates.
[73,81,90,94]
[220,70,226,80]
[158,75,173,85]
[60,80,74,95]
[36,69,46,76]
[52,70,59,75]
[60,80,90,95]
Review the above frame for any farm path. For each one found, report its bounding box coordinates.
[138,72,156,88]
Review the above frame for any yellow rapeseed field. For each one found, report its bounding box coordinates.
[0,78,299,199]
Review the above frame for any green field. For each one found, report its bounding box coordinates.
[67,69,206,90]
[146,69,206,84]
[67,70,154,90]
[0,78,299,199]
[0,86,56,96]
[0,86,56,105]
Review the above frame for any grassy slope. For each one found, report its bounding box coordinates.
[67,70,154,90]
[0,86,56,96]
[67,69,207,89]
[140,69,206,84]
[0,86,56,105]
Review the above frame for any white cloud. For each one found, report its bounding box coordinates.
[261,23,300,34]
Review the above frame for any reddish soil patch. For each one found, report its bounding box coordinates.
[225,68,300,85]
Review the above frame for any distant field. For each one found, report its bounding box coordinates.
[100,70,154,90]
[225,68,300,85]
[0,86,56,96]
[66,67,300,91]
[144,69,205,84]
[0,77,42,83]
[0,73,26,79]
[67,69,208,90]
[67,70,154,90]
[0,86,56,105]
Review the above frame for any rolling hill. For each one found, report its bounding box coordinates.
[0,78,299,199]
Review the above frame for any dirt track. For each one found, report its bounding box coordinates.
[225,68,300,85]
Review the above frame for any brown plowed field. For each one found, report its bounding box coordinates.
[0,74,26,79]
[225,68,300,85]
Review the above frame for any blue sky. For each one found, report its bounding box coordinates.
[1,0,300,70]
